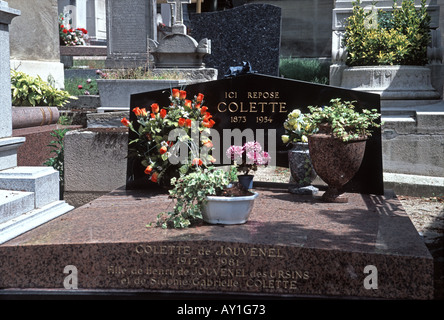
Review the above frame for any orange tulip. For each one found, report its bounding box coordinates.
[144,165,153,175]
[172,88,180,98]
[186,119,192,128]
[159,146,167,154]
[192,158,203,166]
[178,118,186,127]
[196,93,204,103]
[179,90,187,100]
[151,103,160,113]
[121,117,130,127]
[151,172,158,183]
[200,106,208,115]
[160,108,167,119]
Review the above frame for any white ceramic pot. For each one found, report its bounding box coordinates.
[202,192,259,225]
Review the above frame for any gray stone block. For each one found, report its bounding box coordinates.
[0,166,59,208]
[0,200,73,244]
[0,190,34,224]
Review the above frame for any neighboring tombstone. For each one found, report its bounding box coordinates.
[105,0,157,68]
[128,73,383,195]
[189,4,282,79]
[149,0,211,69]
[8,0,65,88]
[0,0,24,165]
[0,1,73,244]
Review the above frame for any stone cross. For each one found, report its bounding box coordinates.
[167,0,190,26]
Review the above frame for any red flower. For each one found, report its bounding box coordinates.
[151,172,158,183]
[160,108,167,119]
[184,100,192,108]
[62,29,68,34]
[144,165,153,175]
[192,158,203,166]
[150,113,156,119]
[178,118,186,127]
[121,117,130,127]
[172,88,180,98]
[196,93,204,103]
[186,119,192,128]
[78,85,83,90]
[151,103,159,113]
[179,90,187,100]
[133,107,141,116]
[159,146,167,154]
[203,119,215,128]
[60,24,65,29]
[200,106,208,115]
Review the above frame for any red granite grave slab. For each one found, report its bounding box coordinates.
[0,187,434,299]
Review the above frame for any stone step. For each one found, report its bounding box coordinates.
[0,166,59,208]
[0,190,34,224]
[0,200,73,244]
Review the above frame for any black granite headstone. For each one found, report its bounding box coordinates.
[189,4,281,79]
[128,74,383,195]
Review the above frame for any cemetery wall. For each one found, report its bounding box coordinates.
[8,0,64,88]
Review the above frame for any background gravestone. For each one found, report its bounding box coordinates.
[189,4,281,79]
[105,0,156,68]
[128,74,383,195]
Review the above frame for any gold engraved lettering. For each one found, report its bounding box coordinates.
[247,91,279,99]
[217,101,227,112]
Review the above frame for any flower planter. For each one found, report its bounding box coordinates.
[287,142,318,195]
[308,133,366,203]
[202,192,259,225]
[12,107,60,129]
[341,66,440,100]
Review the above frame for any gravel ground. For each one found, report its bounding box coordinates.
[255,167,444,299]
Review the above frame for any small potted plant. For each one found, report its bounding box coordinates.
[225,141,271,190]
[305,98,381,203]
[281,109,318,195]
[153,166,258,228]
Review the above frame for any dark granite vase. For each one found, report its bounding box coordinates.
[308,130,366,203]
[287,142,318,195]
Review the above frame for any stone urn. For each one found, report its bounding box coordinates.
[287,142,318,195]
[308,128,366,203]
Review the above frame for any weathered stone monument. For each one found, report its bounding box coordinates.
[105,0,157,68]
[8,0,65,88]
[0,1,73,244]
[149,0,217,81]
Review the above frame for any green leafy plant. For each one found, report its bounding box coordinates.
[153,166,236,229]
[279,58,330,84]
[305,98,381,142]
[343,0,431,66]
[43,129,70,195]
[11,70,73,107]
